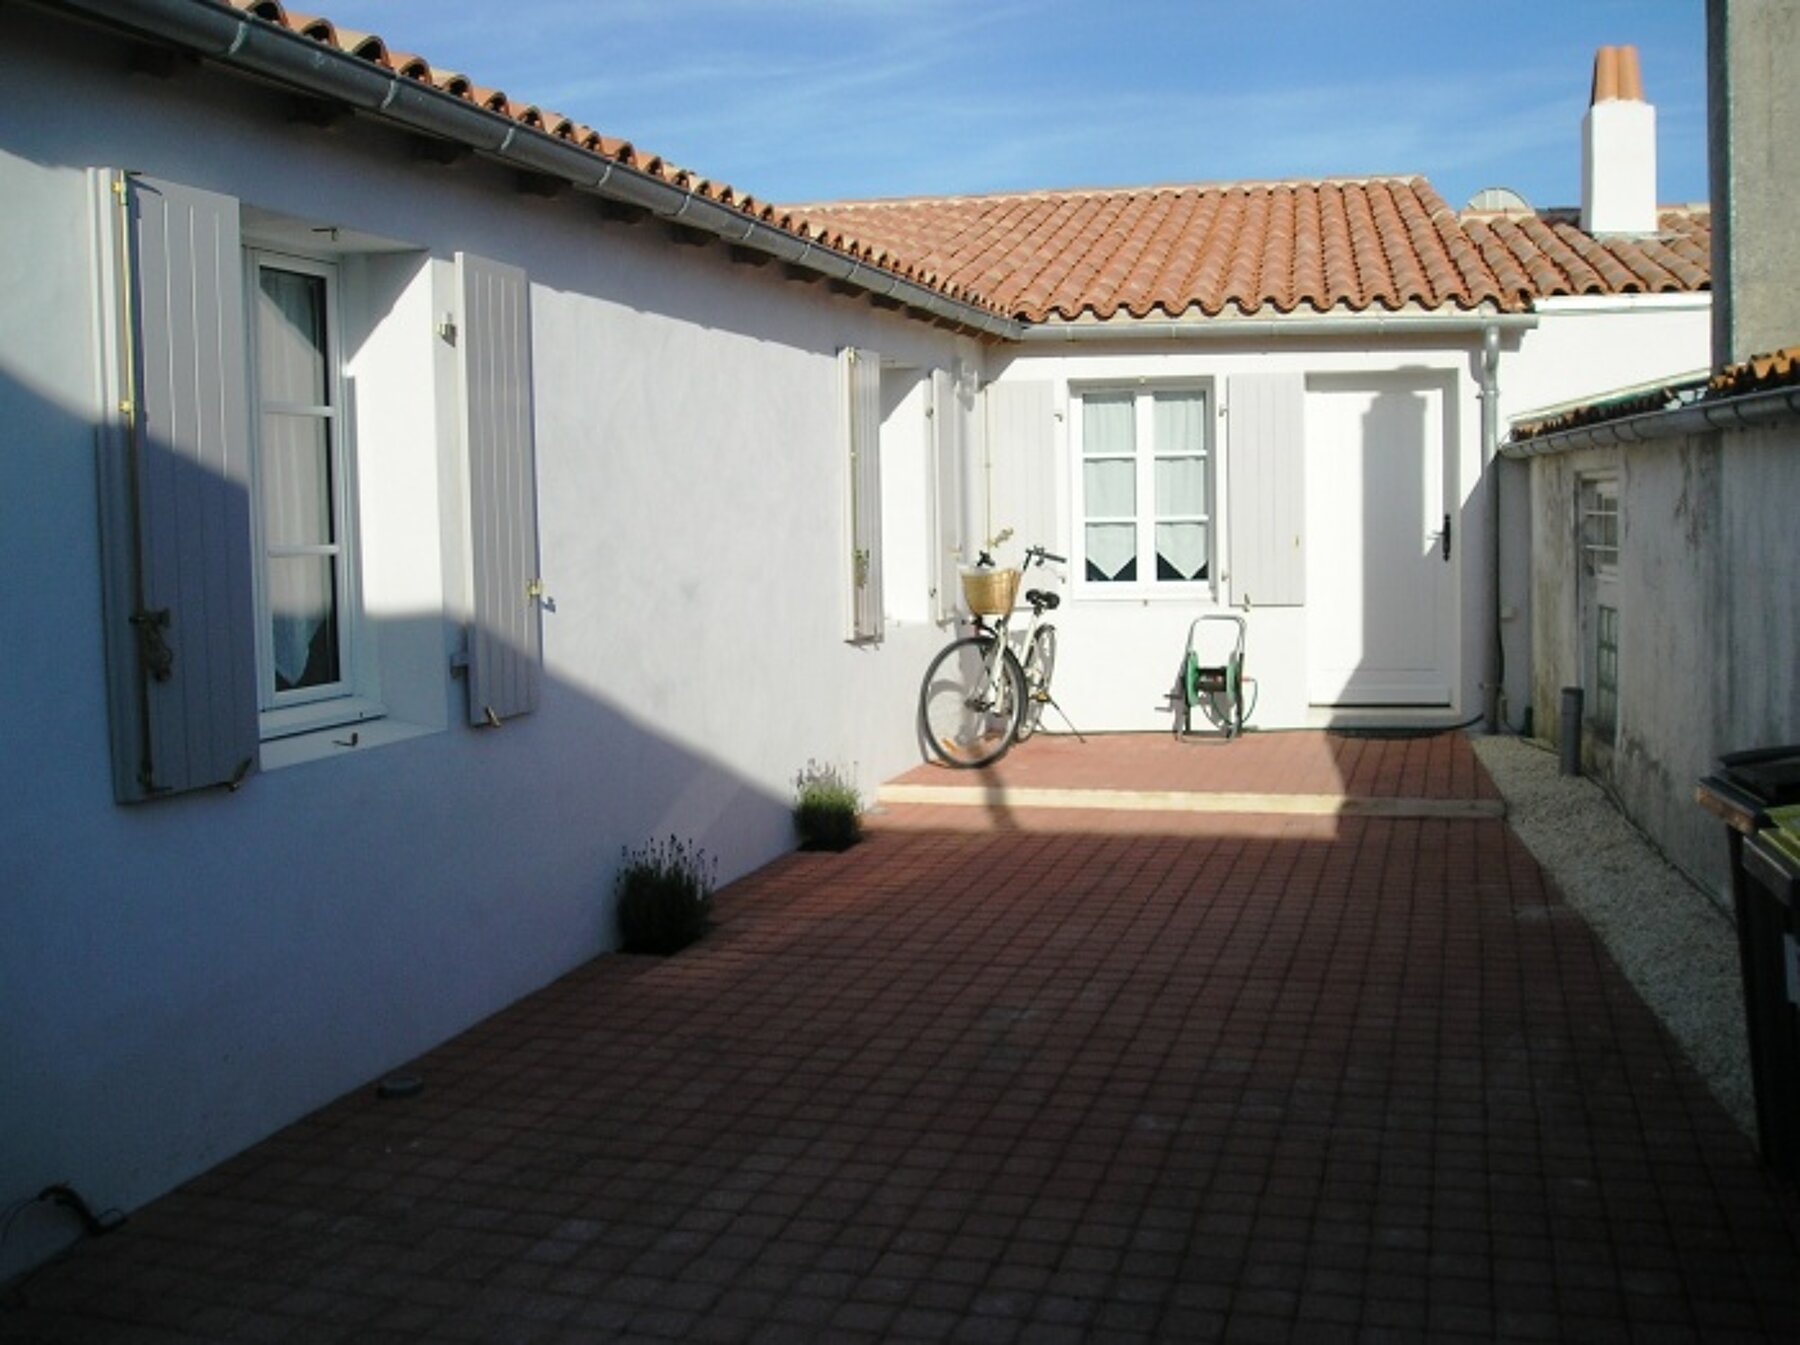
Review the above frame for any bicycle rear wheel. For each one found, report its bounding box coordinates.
[919,635,1025,768]
[1016,624,1057,741]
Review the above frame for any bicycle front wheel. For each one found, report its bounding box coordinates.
[1016,624,1057,741]
[919,635,1025,768]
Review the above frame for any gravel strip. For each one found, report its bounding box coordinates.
[1472,733,1755,1139]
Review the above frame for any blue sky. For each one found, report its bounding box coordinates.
[311,1,1708,210]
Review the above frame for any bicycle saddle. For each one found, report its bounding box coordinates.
[1026,589,1061,611]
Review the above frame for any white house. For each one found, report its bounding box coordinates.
[0,0,1711,1279]
[795,45,1709,736]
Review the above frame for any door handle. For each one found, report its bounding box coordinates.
[1441,512,1451,562]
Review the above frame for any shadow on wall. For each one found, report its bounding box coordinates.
[0,363,811,1283]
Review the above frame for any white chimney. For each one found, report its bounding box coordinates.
[1581,45,1658,235]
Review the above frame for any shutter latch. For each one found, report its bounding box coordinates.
[131,608,174,682]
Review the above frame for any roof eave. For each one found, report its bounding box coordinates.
[1503,384,1800,457]
[33,0,1024,340]
[1017,307,1538,344]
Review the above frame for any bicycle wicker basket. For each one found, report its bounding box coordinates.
[961,566,1021,615]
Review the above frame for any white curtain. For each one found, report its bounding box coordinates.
[1154,393,1208,580]
[1083,394,1136,580]
[256,267,338,689]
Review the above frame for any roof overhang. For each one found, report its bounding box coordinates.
[1018,310,1539,344]
[1502,384,1800,457]
[30,0,1026,341]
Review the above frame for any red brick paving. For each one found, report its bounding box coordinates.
[3,734,1797,1343]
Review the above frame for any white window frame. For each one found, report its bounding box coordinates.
[1071,381,1214,597]
[244,248,381,740]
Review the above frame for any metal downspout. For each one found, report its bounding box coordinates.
[1481,324,1504,733]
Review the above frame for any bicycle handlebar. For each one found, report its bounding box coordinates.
[1025,545,1067,567]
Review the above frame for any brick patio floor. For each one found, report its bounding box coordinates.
[5,733,1799,1342]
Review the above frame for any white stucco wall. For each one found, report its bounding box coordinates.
[968,298,1710,739]
[0,11,974,1278]
[980,338,1490,734]
[1523,420,1800,899]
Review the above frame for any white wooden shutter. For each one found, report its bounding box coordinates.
[458,253,542,724]
[842,348,884,641]
[1226,372,1306,606]
[94,171,259,802]
[930,368,968,623]
[982,381,1057,554]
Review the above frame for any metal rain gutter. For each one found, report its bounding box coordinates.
[1479,325,1503,734]
[1018,312,1540,343]
[42,0,1023,340]
[1501,383,1800,458]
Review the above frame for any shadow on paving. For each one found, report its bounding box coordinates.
[6,811,1800,1343]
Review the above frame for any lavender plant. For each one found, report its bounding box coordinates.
[614,834,716,954]
[793,759,863,851]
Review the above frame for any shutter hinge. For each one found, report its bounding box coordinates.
[130,608,173,682]
[853,549,871,589]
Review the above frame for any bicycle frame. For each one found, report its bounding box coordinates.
[966,547,1057,695]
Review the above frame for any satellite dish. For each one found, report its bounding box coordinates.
[1465,186,1534,214]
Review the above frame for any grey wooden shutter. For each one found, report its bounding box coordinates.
[982,381,1057,553]
[458,253,543,724]
[930,368,967,623]
[842,348,884,641]
[95,171,259,802]
[1226,372,1306,606]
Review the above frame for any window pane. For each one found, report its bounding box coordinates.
[1084,458,1135,517]
[1156,521,1209,582]
[261,413,334,546]
[267,555,340,691]
[1083,394,1135,456]
[1594,603,1618,735]
[1085,523,1136,582]
[1153,392,1206,453]
[256,268,327,405]
[1154,457,1207,516]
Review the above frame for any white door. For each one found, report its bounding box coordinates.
[1303,378,1455,706]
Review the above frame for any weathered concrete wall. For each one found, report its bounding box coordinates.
[1528,421,1800,898]
[1709,0,1800,365]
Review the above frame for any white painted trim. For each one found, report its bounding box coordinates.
[1533,293,1710,314]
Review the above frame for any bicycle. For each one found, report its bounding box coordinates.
[918,543,1067,768]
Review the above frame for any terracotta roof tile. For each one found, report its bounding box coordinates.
[221,1,1011,321]
[1460,207,1710,303]
[1709,345,1800,395]
[793,182,1711,322]
[1510,345,1794,444]
[224,3,1708,328]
